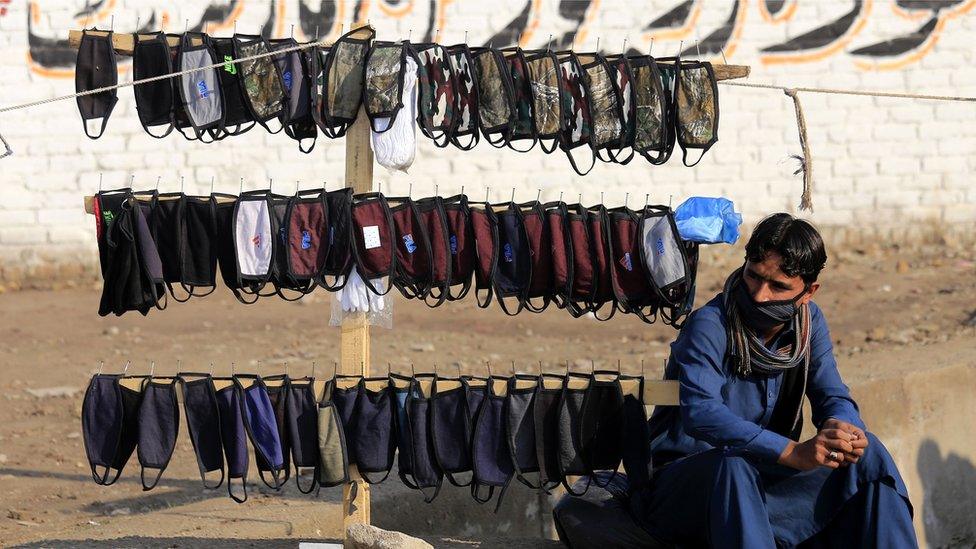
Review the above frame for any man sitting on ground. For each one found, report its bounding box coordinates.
[553,213,917,549]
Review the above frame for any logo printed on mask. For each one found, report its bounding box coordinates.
[503,243,514,263]
[620,252,633,271]
[252,234,262,248]
[283,71,293,91]
[402,233,417,253]
[449,234,458,255]
[102,211,115,225]
[656,237,665,255]
[301,230,312,249]
[223,55,237,75]
[197,80,211,98]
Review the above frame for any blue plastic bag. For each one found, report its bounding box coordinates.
[674,197,742,244]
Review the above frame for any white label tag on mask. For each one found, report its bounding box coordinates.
[362,225,381,250]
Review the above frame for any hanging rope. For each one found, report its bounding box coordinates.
[718,80,976,103]
[783,88,813,212]
[0,128,11,159]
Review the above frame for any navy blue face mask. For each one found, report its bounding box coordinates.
[493,203,531,316]
[505,373,543,489]
[213,378,249,502]
[235,375,286,490]
[284,377,320,493]
[532,373,565,490]
[331,375,362,468]
[178,373,225,489]
[353,378,396,484]
[391,373,442,502]
[137,376,180,491]
[82,372,143,485]
[430,375,475,487]
[579,371,625,488]
[470,377,515,511]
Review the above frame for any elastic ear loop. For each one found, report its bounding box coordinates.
[235,376,286,491]
[506,377,545,491]
[578,374,624,490]
[429,382,475,488]
[178,376,225,490]
[140,378,177,491]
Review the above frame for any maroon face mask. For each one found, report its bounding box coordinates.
[543,202,575,310]
[387,196,433,300]
[415,196,454,308]
[440,194,476,301]
[606,206,657,323]
[563,204,594,317]
[519,201,553,313]
[586,205,616,320]
[285,190,330,285]
[469,203,498,309]
[349,192,396,295]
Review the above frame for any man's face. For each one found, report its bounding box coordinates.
[743,251,819,304]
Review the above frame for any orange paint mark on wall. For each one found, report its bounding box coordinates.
[891,1,928,21]
[760,0,873,66]
[518,0,545,47]
[209,0,246,33]
[717,0,748,60]
[275,0,287,38]
[377,0,414,19]
[758,0,797,24]
[575,0,601,48]
[856,0,973,71]
[643,2,700,43]
[353,0,371,29]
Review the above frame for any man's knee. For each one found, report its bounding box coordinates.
[853,432,889,472]
[708,451,762,484]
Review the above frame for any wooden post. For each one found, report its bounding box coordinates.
[339,73,375,534]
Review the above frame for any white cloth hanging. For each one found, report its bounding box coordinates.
[338,266,386,313]
[370,57,419,173]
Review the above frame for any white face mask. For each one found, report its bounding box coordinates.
[235,199,272,277]
[370,57,419,172]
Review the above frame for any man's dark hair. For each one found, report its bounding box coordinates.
[745,213,827,283]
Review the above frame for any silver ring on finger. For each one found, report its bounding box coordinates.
[828,451,839,461]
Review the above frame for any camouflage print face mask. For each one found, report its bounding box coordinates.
[627,56,671,165]
[604,55,637,164]
[525,50,563,153]
[556,52,595,176]
[675,61,719,167]
[412,43,458,148]
[472,47,515,148]
[233,34,286,133]
[364,41,407,132]
[502,48,537,152]
[579,54,623,157]
[320,27,375,138]
[447,44,480,150]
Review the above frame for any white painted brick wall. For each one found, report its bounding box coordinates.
[0,0,974,274]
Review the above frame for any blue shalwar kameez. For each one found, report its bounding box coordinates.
[553,295,917,549]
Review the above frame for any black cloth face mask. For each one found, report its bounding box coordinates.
[731,267,806,333]
[430,375,475,487]
[178,373,225,489]
[132,32,175,138]
[284,377,320,493]
[353,378,396,484]
[619,374,651,495]
[213,377,249,503]
[75,29,118,139]
[82,372,142,485]
[320,188,354,291]
[210,37,257,138]
[180,195,220,298]
[586,205,616,320]
[146,193,190,302]
[137,376,180,491]
[579,372,625,489]
[95,189,167,316]
[263,375,293,486]
[555,372,590,495]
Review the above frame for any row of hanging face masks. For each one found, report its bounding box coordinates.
[93,187,700,326]
[82,368,653,508]
[75,28,720,170]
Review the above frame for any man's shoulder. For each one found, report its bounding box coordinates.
[686,293,727,328]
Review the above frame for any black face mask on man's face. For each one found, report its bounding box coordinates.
[732,268,807,333]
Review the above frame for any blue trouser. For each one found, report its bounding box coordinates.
[554,433,917,549]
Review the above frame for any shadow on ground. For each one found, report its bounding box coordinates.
[917,439,976,547]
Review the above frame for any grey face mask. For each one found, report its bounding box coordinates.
[176,33,225,142]
[732,268,806,332]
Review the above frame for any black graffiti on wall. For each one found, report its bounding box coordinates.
[23,0,976,76]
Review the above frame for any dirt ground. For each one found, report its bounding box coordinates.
[0,242,974,547]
